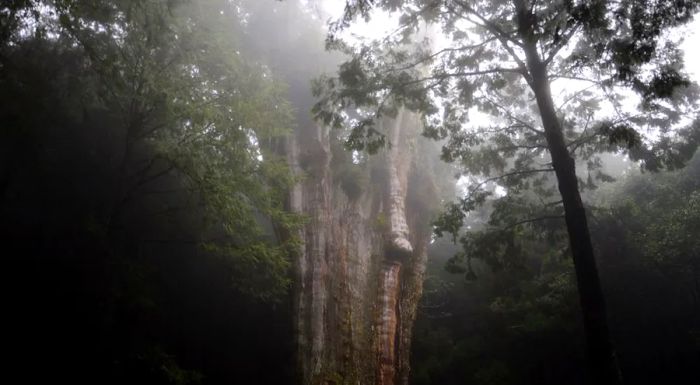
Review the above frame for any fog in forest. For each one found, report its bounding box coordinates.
[3,1,700,385]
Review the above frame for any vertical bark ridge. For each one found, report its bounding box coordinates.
[377,262,402,385]
[293,110,435,385]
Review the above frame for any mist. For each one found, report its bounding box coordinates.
[2,1,700,385]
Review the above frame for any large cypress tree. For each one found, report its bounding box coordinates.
[313,1,700,383]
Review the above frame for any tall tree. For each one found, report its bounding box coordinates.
[2,1,302,382]
[51,0,301,299]
[314,1,700,384]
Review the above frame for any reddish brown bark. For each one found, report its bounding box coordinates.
[291,111,436,385]
[377,262,402,385]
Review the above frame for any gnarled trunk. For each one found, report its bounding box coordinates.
[291,110,435,385]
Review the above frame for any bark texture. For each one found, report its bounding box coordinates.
[291,110,436,385]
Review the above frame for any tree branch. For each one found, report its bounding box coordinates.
[386,38,499,75]
[544,23,580,66]
[397,67,525,89]
[464,167,554,198]
[480,95,545,136]
[446,1,532,85]
[555,83,598,112]
[502,215,564,230]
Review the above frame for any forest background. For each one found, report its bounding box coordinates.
[2,1,699,384]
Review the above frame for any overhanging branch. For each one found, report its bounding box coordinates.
[502,215,564,230]
[464,167,555,198]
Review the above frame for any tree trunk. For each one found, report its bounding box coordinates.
[290,110,437,385]
[515,4,622,384]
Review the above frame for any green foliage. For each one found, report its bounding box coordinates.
[338,165,369,200]
[473,361,513,385]
[314,0,700,259]
[413,151,700,385]
[601,152,700,282]
[18,0,303,300]
[644,191,700,264]
[2,0,308,383]
[318,3,700,383]
[374,212,389,231]
[131,346,204,385]
[331,138,370,200]
[412,237,582,385]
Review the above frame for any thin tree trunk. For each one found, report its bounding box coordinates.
[515,3,622,384]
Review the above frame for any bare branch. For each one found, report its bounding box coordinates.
[480,95,545,136]
[464,167,555,198]
[502,215,564,230]
[453,0,523,47]
[377,0,443,44]
[544,23,580,66]
[555,84,598,112]
[386,37,500,75]
[549,74,605,85]
[450,0,533,85]
[399,67,525,87]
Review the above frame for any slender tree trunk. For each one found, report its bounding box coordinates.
[515,3,622,384]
